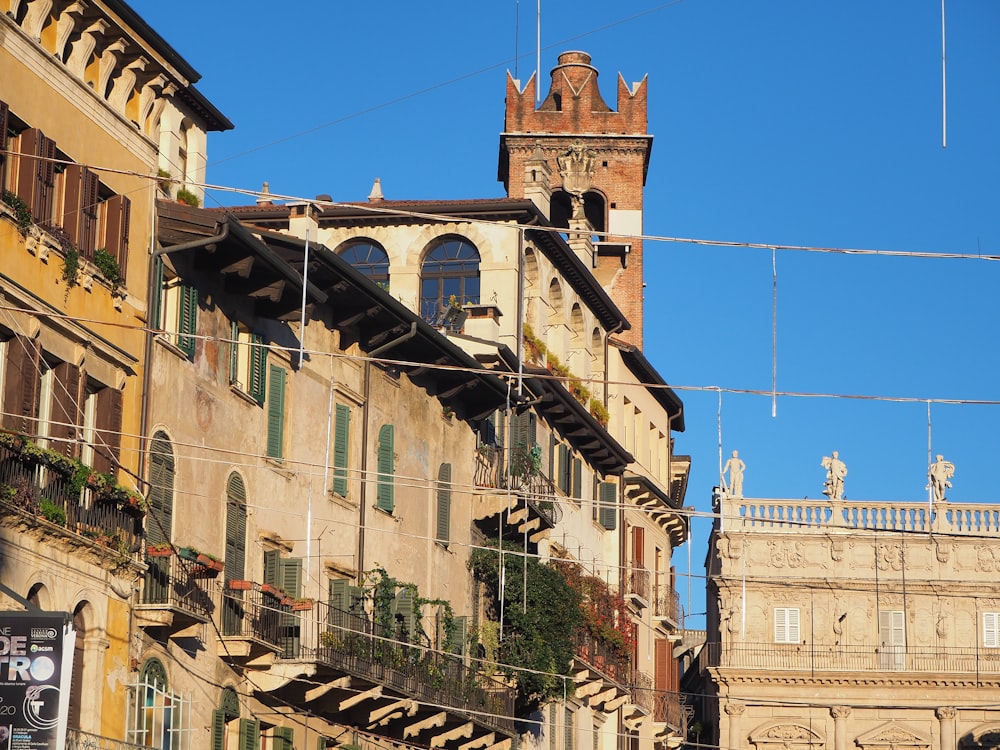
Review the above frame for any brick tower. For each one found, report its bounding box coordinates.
[499,50,652,345]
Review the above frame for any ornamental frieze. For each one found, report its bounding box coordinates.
[749,722,825,750]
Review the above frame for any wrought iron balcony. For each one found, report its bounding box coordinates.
[66,729,147,750]
[626,564,650,607]
[473,445,562,527]
[219,581,286,654]
[572,629,631,686]
[653,587,682,625]
[0,442,143,557]
[138,552,215,627]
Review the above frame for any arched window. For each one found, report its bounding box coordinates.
[147,432,174,546]
[337,239,389,290]
[130,658,186,749]
[420,237,480,322]
[144,433,174,606]
[225,474,247,582]
[211,687,241,750]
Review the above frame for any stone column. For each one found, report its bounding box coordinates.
[831,706,852,750]
[936,707,957,750]
[725,701,746,750]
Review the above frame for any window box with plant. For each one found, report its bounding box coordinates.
[146,543,173,558]
[175,187,199,208]
[227,579,253,591]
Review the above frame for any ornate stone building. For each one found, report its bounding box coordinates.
[698,492,1000,750]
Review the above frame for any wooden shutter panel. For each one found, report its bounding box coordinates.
[572,457,582,499]
[238,718,260,750]
[788,608,800,642]
[225,475,247,581]
[248,335,267,403]
[263,550,280,588]
[151,258,165,330]
[598,482,617,530]
[266,366,285,460]
[274,727,294,750]
[986,613,1000,649]
[15,129,55,223]
[211,710,227,750]
[393,588,417,641]
[376,424,394,512]
[280,557,303,598]
[332,404,350,496]
[229,322,239,384]
[329,578,349,612]
[92,386,123,474]
[774,608,787,642]
[0,101,8,188]
[147,435,173,545]
[450,615,467,655]
[78,168,100,259]
[177,284,198,358]
[436,463,452,544]
[102,193,130,277]
[558,444,570,493]
[2,335,40,433]
[50,361,81,456]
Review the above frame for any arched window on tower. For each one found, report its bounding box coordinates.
[337,239,390,290]
[420,237,480,323]
[550,190,606,234]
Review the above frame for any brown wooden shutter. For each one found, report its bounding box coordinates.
[2,335,40,433]
[15,129,56,224]
[0,101,9,190]
[92,386,123,474]
[103,193,131,279]
[50,361,82,456]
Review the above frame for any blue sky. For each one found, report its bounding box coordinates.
[131,1,1000,626]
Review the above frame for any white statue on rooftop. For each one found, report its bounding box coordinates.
[927,454,955,502]
[821,451,847,501]
[721,450,745,498]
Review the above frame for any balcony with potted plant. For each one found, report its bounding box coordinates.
[137,544,217,632]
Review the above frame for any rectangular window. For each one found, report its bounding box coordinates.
[230,323,266,403]
[879,610,905,670]
[266,365,286,460]
[774,607,800,643]
[986,613,1000,648]
[332,404,350,497]
[160,273,198,358]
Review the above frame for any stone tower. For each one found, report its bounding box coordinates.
[499,50,652,345]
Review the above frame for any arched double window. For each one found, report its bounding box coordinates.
[337,239,389,290]
[420,237,480,322]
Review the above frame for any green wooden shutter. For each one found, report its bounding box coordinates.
[376,424,394,512]
[238,719,260,750]
[436,463,452,544]
[572,457,582,500]
[332,404,350,497]
[229,322,239,384]
[248,335,267,403]
[225,474,247,582]
[263,550,280,587]
[266,366,285,460]
[151,258,164,331]
[147,434,174,545]
[177,283,198,358]
[558,444,570,494]
[211,710,226,750]
[279,557,303,658]
[329,578,349,613]
[274,727,294,750]
[450,615,467,655]
[599,481,617,530]
[393,588,417,642]
[279,557,303,598]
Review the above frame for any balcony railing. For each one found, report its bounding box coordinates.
[66,729,147,750]
[141,553,215,620]
[653,588,682,624]
[0,444,143,553]
[627,564,650,603]
[722,495,1000,535]
[220,582,285,649]
[473,445,562,526]
[278,600,515,735]
[702,641,1000,676]
[572,629,631,685]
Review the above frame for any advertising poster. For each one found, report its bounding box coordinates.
[0,613,73,750]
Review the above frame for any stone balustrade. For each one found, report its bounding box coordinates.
[721,495,1000,535]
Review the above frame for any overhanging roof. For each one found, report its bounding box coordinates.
[611,339,685,432]
[497,346,633,477]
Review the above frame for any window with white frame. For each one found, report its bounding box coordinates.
[127,658,191,750]
[985,612,1000,648]
[774,607,800,644]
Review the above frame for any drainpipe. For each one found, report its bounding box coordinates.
[138,220,231,492]
[356,320,418,576]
